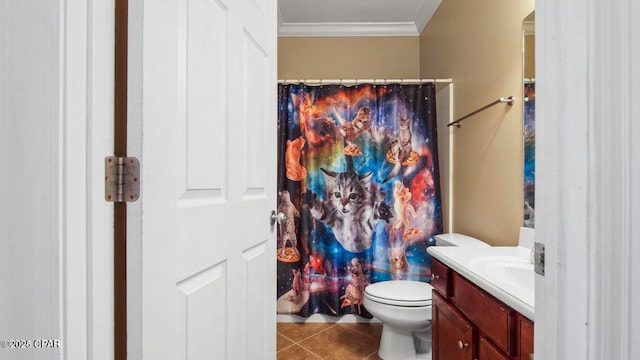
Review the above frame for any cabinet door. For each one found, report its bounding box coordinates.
[519,315,534,360]
[433,290,475,360]
[478,336,510,360]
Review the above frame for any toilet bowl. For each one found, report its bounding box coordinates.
[364,233,489,360]
[364,280,433,360]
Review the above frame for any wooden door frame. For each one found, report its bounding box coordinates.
[51,0,115,358]
[114,0,128,358]
[62,0,116,358]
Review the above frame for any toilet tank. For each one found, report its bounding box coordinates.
[434,233,490,247]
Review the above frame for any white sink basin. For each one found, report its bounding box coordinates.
[469,255,535,305]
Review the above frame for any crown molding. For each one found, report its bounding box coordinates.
[277,3,284,32]
[277,21,420,37]
[414,0,442,35]
[276,0,442,37]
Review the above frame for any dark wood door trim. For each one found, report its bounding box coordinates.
[114,0,128,358]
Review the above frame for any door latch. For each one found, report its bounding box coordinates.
[533,242,545,276]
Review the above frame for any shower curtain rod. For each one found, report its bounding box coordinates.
[277,78,453,85]
[447,96,515,128]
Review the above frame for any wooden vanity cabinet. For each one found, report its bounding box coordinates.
[431,258,534,360]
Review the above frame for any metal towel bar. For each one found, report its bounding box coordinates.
[447,96,515,127]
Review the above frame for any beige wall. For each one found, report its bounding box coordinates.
[524,35,536,79]
[420,0,534,245]
[278,37,420,79]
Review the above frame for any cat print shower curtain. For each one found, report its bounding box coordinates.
[276,83,443,318]
[523,82,536,228]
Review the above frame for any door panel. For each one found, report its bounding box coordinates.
[127,0,277,358]
[242,33,269,193]
[178,0,227,202]
[176,263,226,359]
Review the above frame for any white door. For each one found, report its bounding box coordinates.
[126,0,277,359]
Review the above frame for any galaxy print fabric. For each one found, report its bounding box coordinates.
[276,83,443,318]
[523,83,535,228]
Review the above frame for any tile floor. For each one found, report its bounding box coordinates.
[277,322,383,360]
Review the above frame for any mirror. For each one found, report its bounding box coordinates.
[523,11,535,228]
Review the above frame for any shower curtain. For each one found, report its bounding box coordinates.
[276,82,443,318]
[523,83,535,228]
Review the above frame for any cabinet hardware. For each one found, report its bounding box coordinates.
[458,340,469,350]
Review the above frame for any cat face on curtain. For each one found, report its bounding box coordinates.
[309,168,387,253]
[323,169,371,216]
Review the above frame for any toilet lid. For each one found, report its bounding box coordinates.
[364,280,433,307]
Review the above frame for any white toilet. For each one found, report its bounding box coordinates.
[363,233,489,360]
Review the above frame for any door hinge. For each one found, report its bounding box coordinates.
[533,242,545,276]
[105,156,140,203]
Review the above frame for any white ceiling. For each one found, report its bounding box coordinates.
[277,0,443,37]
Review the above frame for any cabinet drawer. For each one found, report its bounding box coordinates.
[431,258,450,298]
[452,273,516,356]
[478,335,510,360]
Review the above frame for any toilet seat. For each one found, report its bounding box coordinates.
[364,280,433,307]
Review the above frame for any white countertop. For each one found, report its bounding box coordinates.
[427,246,535,321]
